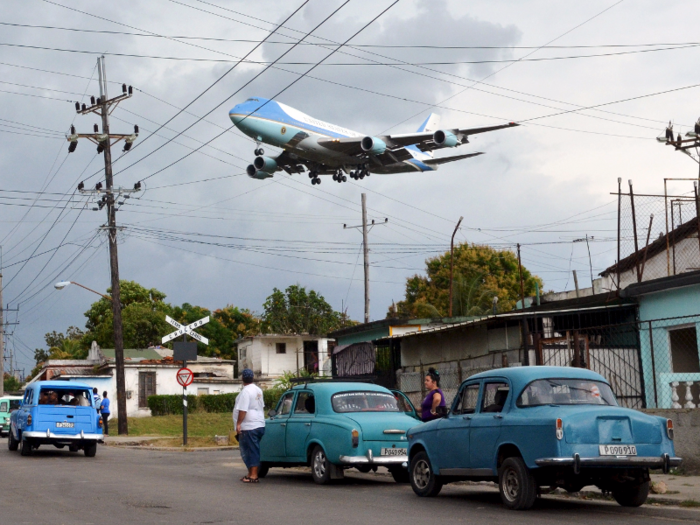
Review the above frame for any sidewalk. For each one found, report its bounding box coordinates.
[646,474,700,506]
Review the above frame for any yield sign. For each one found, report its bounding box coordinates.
[176,367,194,387]
[162,315,210,345]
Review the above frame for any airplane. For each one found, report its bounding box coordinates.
[228,97,518,185]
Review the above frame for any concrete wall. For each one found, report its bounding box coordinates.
[644,409,700,474]
[238,337,332,378]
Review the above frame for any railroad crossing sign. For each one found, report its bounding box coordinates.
[162,315,210,345]
[176,367,194,387]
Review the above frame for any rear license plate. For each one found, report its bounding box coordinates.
[599,444,637,456]
[381,447,407,456]
[56,422,74,428]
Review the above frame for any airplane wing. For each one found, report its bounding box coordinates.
[317,122,518,157]
[423,152,484,165]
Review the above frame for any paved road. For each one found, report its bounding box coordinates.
[1,445,699,525]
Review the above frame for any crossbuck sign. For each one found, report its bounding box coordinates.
[162,315,210,345]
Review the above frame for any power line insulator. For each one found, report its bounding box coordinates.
[128,85,133,95]
[93,124,99,133]
[134,125,139,135]
[97,143,104,154]
[95,182,103,191]
[68,141,77,153]
[134,181,142,190]
[96,97,101,105]
[75,101,80,111]
[123,142,132,152]
[82,103,87,111]
[70,125,76,135]
[91,96,96,105]
[78,181,84,191]
[122,83,127,93]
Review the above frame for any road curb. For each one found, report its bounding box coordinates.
[106,443,239,452]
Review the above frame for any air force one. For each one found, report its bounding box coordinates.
[229,97,518,185]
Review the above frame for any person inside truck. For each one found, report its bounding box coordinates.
[38,392,49,405]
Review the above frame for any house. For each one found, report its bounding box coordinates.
[235,334,333,378]
[26,344,243,418]
[622,270,700,409]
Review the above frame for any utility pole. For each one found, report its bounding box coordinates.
[67,56,140,435]
[0,272,4,397]
[343,194,387,324]
[448,216,464,318]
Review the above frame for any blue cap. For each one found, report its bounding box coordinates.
[242,368,254,381]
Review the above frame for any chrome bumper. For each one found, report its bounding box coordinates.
[339,449,408,466]
[536,453,682,472]
[24,430,104,442]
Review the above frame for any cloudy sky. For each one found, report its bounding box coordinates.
[2,0,699,374]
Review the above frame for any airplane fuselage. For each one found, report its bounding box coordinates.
[229,98,434,174]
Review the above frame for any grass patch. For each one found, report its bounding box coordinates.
[147,437,236,448]
[680,499,700,508]
[111,412,234,438]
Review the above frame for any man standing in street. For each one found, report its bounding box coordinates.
[233,369,265,484]
[100,391,111,436]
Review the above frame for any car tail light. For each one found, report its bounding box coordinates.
[556,418,563,440]
[667,419,674,440]
[27,415,32,425]
[98,417,103,428]
[351,429,359,448]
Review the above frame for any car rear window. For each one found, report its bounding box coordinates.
[331,391,400,413]
[39,389,92,407]
[517,379,617,407]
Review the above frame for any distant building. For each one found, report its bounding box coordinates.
[235,334,333,378]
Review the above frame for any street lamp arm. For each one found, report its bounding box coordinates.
[57,281,113,302]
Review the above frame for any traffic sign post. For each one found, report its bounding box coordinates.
[162,315,209,446]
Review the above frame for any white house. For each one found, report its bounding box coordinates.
[235,335,333,378]
[26,343,243,418]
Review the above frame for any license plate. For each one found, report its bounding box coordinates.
[56,422,74,428]
[380,447,407,456]
[599,444,637,456]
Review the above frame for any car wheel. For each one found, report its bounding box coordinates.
[613,480,649,507]
[498,457,537,510]
[84,442,97,457]
[311,446,332,485]
[19,438,33,457]
[390,467,410,484]
[409,451,443,497]
[258,462,270,479]
[8,430,18,451]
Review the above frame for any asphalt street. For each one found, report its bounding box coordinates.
[1,445,699,525]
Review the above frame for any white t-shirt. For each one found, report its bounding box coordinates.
[233,384,265,431]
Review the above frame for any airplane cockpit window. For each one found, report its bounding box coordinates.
[245,98,259,102]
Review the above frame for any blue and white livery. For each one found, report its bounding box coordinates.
[229,98,518,185]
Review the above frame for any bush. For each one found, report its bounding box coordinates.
[264,387,284,412]
[199,393,238,413]
[148,395,199,416]
[147,389,284,416]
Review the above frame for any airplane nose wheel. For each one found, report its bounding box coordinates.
[254,147,264,156]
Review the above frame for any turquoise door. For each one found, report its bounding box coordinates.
[262,391,295,459]
[469,381,509,469]
[435,382,480,471]
[285,391,315,460]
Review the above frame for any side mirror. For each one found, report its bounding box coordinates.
[435,406,450,417]
[268,409,277,418]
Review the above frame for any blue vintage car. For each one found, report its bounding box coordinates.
[407,366,680,510]
[9,381,104,457]
[259,381,419,484]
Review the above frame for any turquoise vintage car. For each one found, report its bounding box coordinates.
[407,367,681,510]
[0,395,22,437]
[259,381,419,484]
[9,380,103,457]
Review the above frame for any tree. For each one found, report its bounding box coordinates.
[29,326,86,379]
[3,374,21,393]
[262,285,351,335]
[389,243,544,318]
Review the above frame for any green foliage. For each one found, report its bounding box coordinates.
[199,393,238,413]
[262,284,351,335]
[3,374,21,393]
[263,387,284,412]
[389,243,544,318]
[148,395,200,416]
[148,391,282,416]
[273,369,315,391]
[30,326,86,379]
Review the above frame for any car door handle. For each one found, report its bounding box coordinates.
[463,415,472,420]
[493,414,503,419]
[305,423,311,426]
[280,423,286,427]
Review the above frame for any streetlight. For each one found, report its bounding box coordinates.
[54,280,113,302]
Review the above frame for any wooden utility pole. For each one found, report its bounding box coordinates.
[448,216,463,318]
[0,272,4,397]
[629,180,641,282]
[517,243,525,307]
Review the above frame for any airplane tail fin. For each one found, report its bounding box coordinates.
[417,113,440,133]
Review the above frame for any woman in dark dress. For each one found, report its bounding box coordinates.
[420,368,446,422]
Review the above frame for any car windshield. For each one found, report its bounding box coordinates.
[331,391,400,413]
[517,379,617,407]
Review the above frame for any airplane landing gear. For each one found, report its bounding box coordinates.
[254,147,264,156]
[309,170,320,185]
[333,169,347,183]
[312,177,321,185]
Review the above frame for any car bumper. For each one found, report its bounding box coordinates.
[535,453,682,472]
[339,450,408,466]
[23,430,104,442]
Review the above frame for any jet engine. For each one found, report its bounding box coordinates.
[360,136,387,155]
[253,156,278,173]
[246,165,273,179]
[433,130,459,148]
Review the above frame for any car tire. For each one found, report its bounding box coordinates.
[258,462,270,479]
[8,430,18,451]
[390,467,410,484]
[311,446,332,485]
[19,438,33,457]
[612,480,649,507]
[498,457,537,510]
[409,451,443,497]
[84,442,97,457]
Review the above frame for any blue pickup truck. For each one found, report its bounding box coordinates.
[9,381,104,457]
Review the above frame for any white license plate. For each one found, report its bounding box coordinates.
[56,422,74,428]
[599,444,637,456]
[380,447,407,456]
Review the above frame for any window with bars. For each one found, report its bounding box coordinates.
[139,372,156,408]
